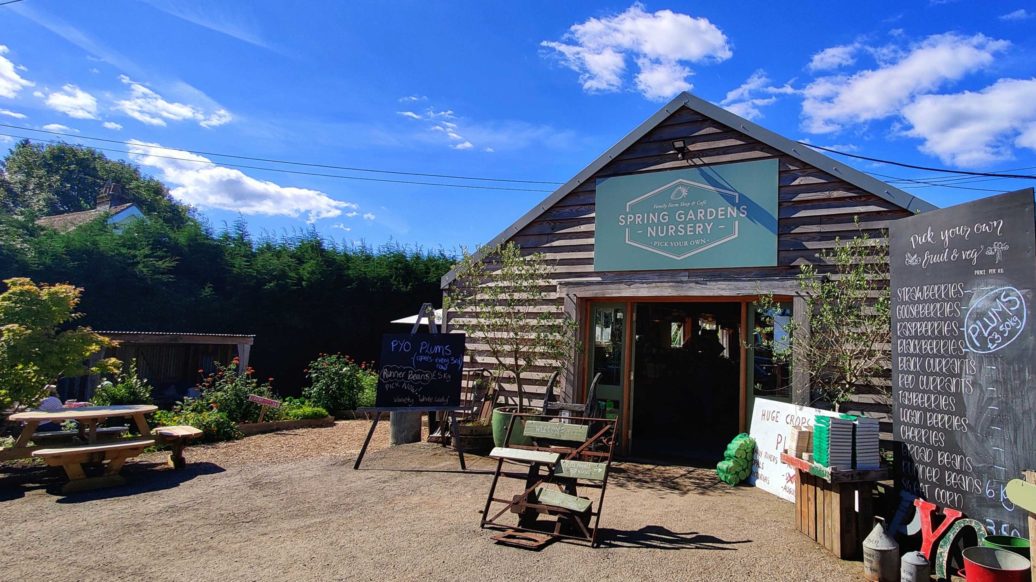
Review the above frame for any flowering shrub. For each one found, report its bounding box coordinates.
[303,354,378,416]
[93,361,154,406]
[196,358,277,423]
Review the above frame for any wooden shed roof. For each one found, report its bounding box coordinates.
[97,331,255,345]
[441,91,936,288]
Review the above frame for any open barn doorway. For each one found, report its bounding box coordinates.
[630,301,742,463]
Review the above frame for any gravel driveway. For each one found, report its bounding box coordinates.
[0,421,862,581]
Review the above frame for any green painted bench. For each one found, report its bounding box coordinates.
[533,487,592,513]
[489,447,560,465]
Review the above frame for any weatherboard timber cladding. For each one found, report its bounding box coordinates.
[446,102,916,413]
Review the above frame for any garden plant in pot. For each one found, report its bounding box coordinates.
[446,242,579,448]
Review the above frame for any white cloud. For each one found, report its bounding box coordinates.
[0,135,12,144]
[1000,9,1032,21]
[807,44,859,72]
[331,223,351,232]
[139,0,276,51]
[345,211,358,218]
[902,78,1036,167]
[802,33,1009,133]
[42,84,99,119]
[541,3,731,100]
[400,104,483,151]
[200,108,231,128]
[484,147,495,153]
[720,70,795,120]
[115,75,232,128]
[398,95,426,103]
[127,140,355,222]
[102,121,122,130]
[0,45,34,98]
[42,123,77,133]
[0,108,27,119]
[362,212,376,220]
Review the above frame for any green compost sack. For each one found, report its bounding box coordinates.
[716,433,757,485]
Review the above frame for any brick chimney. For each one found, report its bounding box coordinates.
[96,182,125,211]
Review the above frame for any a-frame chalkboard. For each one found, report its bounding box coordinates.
[353,303,468,470]
[891,188,1036,538]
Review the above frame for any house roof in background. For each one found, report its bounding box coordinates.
[35,203,136,232]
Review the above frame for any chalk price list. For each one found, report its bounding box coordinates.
[895,282,978,506]
[893,211,1029,538]
[376,334,465,408]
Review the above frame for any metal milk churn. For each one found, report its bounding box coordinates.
[863,519,900,582]
[900,551,930,582]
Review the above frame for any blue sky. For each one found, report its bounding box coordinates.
[1,1,1035,252]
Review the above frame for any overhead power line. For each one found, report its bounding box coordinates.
[0,0,26,6]
[0,123,564,186]
[801,142,1036,180]
[0,132,555,193]
[1,122,1030,195]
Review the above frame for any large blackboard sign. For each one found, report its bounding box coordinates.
[375,333,466,408]
[891,188,1036,538]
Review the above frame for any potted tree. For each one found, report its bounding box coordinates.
[755,229,892,411]
[447,242,579,447]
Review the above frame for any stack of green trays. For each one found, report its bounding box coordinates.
[813,414,856,470]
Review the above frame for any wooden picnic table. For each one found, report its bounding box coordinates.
[4,405,159,493]
[2,404,157,462]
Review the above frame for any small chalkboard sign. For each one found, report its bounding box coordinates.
[891,188,1036,539]
[375,332,466,408]
[352,302,469,471]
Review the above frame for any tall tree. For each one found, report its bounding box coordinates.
[1,140,189,225]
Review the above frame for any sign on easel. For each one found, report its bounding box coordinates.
[353,303,468,470]
[375,332,465,408]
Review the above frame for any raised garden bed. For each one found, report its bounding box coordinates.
[237,416,335,436]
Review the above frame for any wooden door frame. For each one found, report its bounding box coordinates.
[580,295,792,457]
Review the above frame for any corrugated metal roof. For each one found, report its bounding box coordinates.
[440,91,936,288]
[97,331,255,337]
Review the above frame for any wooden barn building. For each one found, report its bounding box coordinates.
[441,92,935,461]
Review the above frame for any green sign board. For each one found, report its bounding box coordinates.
[594,159,778,271]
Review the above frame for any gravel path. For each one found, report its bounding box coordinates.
[0,421,862,581]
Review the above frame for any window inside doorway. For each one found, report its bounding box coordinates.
[751,302,792,400]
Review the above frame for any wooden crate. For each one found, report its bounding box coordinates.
[782,453,886,560]
[794,472,874,559]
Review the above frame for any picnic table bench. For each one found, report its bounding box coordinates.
[29,425,129,445]
[33,439,155,494]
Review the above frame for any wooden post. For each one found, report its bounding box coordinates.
[1027,471,1036,582]
[353,414,381,470]
[791,295,810,406]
